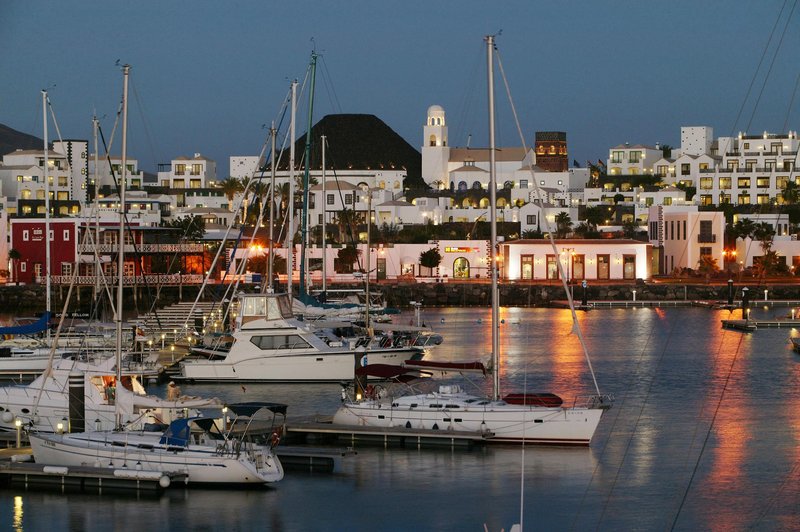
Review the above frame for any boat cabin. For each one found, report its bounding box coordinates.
[238,293,294,328]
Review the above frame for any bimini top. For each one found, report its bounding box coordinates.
[0,312,51,336]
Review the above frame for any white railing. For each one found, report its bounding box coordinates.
[77,243,205,253]
[48,274,206,286]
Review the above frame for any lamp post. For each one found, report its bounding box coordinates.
[14,418,21,448]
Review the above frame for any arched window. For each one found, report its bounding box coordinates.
[461,197,471,208]
[497,198,507,208]
[458,181,468,192]
[379,181,386,189]
[429,135,437,147]
[453,257,470,278]
[479,197,489,208]
[549,145,557,155]
[393,180,400,189]
[503,180,514,189]
[472,181,482,190]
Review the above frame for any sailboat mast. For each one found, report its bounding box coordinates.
[486,35,500,401]
[287,81,296,301]
[299,52,317,298]
[92,116,101,300]
[41,90,51,339]
[115,64,130,402]
[267,122,276,291]
[321,135,327,295]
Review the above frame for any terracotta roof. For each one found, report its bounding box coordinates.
[449,147,527,163]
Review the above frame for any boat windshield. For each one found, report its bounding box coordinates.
[242,294,293,320]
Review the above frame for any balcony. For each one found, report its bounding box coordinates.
[77,242,205,254]
[697,234,717,243]
[49,273,206,286]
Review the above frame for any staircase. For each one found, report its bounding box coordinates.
[134,301,223,340]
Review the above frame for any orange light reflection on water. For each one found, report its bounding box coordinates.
[697,323,754,530]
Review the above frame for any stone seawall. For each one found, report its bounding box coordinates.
[2,282,797,314]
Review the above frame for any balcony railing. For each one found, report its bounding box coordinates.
[77,243,205,254]
[697,234,717,243]
[49,273,206,286]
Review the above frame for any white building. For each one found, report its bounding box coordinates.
[647,206,724,274]
[606,143,663,175]
[157,154,217,189]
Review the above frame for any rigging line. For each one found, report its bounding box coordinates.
[319,55,342,113]
[782,71,800,133]
[727,0,790,137]
[745,0,798,132]
[669,326,748,530]
[752,452,800,525]
[129,79,164,173]
[583,310,679,530]
[453,40,486,147]
[495,45,602,396]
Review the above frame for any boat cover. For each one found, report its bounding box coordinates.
[0,312,51,336]
[403,360,487,375]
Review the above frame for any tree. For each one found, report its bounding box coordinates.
[554,212,572,238]
[419,247,442,269]
[335,246,361,273]
[8,248,20,285]
[220,177,243,203]
[753,222,776,254]
[782,180,800,205]
[161,215,206,240]
[573,222,590,237]
[622,219,640,239]
[659,144,673,159]
[583,206,605,231]
[613,193,625,204]
[732,218,757,241]
[696,255,720,283]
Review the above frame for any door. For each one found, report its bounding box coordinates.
[572,254,585,280]
[521,255,534,280]
[597,255,610,280]
[376,258,386,281]
[623,255,636,279]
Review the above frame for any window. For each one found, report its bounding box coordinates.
[57,191,69,200]
[699,195,713,206]
[657,165,668,177]
[757,194,771,205]
[191,164,202,176]
[175,164,186,175]
[63,230,70,241]
[719,177,731,190]
[777,176,789,189]
[699,177,713,190]
[546,255,559,280]
[681,163,690,175]
[611,151,623,163]
[745,160,756,171]
[58,176,68,187]
[597,255,610,279]
[700,247,712,257]
[572,254,585,280]
[699,163,709,171]
[22,230,29,241]
[629,151,641,163]
[61,262,72,275]
[519,179,528,188]
[728,161,739,171]
[521,255,534,280]
[756,177,770,188]
[738,177,751,188]
[249,334,311,350]
[623,255,636,280]
[327,194,335,205]
[20,262,26,272]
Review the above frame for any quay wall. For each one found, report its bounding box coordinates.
[1,281,799,313]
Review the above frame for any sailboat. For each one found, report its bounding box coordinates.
[333,36,612,445]
[28,65,285,485]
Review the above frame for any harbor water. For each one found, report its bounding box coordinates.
[1,305,799,531]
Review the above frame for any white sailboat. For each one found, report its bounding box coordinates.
[333,36,612,445]
[29,65,285,485]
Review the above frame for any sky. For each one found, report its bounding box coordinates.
[2,1,799,178]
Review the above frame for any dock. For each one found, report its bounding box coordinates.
[0,460,186,492]
[286,417,492,449]
[721,318,800,330]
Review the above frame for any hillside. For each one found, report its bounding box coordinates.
[0,123,43,156]
[274,114,425,189]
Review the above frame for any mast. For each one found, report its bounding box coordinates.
[115,64,130,426]
[321,135,327,295]
[41,90,51,339]
[299,52,317,298]
[92,116,101,301]
[365,187,371,333]
[486,35,500,401]
[267,121,276,291]
[287,81,296,300]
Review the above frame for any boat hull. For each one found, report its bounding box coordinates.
[29,432,283,484]
[181,347,423,383]
[333,395,604,445]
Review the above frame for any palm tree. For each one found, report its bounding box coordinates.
[782,180,799,205]
[753,222,776,254]
[732,218,757,241]
[8,248,20,285]
[583,206,605,231]
[697,255,720,283]
[220,177,243,203]
[554,212,572,238]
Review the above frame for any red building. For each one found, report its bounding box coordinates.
[10,219,79,284]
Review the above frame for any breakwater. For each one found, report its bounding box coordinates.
[2,281,798,313]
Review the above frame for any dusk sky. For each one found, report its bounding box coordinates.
[2,1,798,177]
